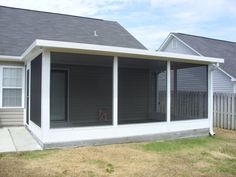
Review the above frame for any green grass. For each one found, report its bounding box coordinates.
[143,136,216,153]
[16,149,55,160]
[0,153,6,159]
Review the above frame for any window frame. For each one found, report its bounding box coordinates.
[0,65,24,108]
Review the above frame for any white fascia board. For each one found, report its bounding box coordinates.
[0,39,224,64]
[216,67,236,81]
[34,39,224,64]
[0,55,22,62]
[158,33,173,51]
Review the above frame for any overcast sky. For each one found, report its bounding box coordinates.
[1,0,236,50]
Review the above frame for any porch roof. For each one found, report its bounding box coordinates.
[1,39,224,64]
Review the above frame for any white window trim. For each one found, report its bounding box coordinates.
[0,65,24,109]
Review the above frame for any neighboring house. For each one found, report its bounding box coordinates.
[159,33,236,93]
[0,6,223,148]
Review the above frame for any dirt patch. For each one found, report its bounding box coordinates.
[0,128,235,177]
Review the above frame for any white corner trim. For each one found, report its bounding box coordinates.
[113,56,118,127]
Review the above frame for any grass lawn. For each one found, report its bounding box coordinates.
[0,128,235,177]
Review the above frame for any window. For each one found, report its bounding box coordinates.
[2,67,23,107]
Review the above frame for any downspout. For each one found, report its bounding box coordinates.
[231,79,236,93]
[208,63,219,136]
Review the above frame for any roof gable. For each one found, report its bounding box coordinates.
[159,35,199,55]
[0,6,146,56]
[170,33,236,79]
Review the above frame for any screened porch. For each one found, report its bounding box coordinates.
[43,52,208,128]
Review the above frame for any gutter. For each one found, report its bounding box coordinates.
[0,55,22,62]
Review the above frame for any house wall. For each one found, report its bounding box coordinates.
[0,61,24,127]
[0,108,24,126]
[213,69,234,93]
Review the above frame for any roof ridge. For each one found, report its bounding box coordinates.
[173,32,236,45]
[0,5,110,22]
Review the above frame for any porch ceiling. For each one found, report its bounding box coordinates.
[5,39,225,64]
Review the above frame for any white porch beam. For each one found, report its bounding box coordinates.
[41,49,51,141]
[208,64,215,135]
[113,56,118,126]
[167,61,171,123]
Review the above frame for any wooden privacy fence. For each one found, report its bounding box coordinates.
[159,91,236,130]
[159,91,208,118]
[213,93,236,130]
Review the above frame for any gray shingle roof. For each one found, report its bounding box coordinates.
[172,33,236,78]
[0,6,146,56]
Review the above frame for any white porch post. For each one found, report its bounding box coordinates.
[167,61,171,123]
[208,64,215,135]
[41,49,51,141]
[113,56,118,126]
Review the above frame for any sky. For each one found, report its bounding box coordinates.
[1,0,236,50]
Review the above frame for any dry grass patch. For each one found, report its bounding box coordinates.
[0,128,235,177]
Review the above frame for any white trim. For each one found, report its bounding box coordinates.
[41,49,51,141]
[0,66,2,108]
[167,61,171,123]
[158,33,202,56]
[0,38,224,64]
[13,39,223,64]
[216,67,236,81]
[0,55,22,61]
[33,39,223,64]
[29,120,42,140]
[0,66,24,109]
[113,56,118,126]
[208,64,214,135]
[233,82,236,93]
[41,119,209,143]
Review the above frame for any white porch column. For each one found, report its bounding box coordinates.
[167,61,171,123]
[113,56,118,126]
[208,64,215,135]
[41,49,51,141]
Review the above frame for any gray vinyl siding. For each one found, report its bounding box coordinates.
[213,69,234,93]
[69,65,112,123]
[51,63,113,124]
[118,68,149,121]
[162,38,198,55]
[172,66,208,92]
[157,66,208,92]
[0,108,24,127]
